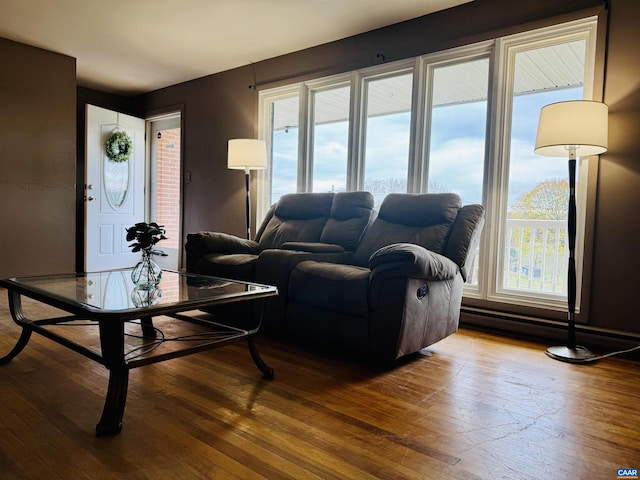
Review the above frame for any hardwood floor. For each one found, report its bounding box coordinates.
[0,294,639,479]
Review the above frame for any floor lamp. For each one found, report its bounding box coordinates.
[228,139,268,240]
[534,100,608,364]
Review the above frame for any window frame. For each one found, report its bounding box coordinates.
[256,83,303,220]
[354,60,418,192]
[305,75,354,193]
[257,16,600,316]
[484,19,598,311]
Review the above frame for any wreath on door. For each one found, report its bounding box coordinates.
[105,130,133,163]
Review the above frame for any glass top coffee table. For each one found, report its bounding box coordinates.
[0,269,278,435]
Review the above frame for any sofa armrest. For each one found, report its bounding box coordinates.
[281,242,346,254]
[185,232,259,272]
[444,204,485,282]
[369,243,459,281]
[368,243,460,312]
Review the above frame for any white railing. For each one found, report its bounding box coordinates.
[503,218,568,295]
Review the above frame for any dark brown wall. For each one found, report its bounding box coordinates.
[589,0,640,332]
[139,68,259,248]
[138,0,604,248]
[0,38,76,277]
[139,0,640,340]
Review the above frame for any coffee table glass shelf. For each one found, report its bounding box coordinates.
[0,269,277,435]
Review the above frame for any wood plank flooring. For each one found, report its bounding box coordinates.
[0,293,639,479]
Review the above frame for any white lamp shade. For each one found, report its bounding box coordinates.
[534,100,608,157]
[227,139,268,170]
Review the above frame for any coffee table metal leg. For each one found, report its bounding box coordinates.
[140,317,156,339]
[96,320,129,435]
[248,337,274,379]
[247,298,274,379]
[96,367,129,435]
[0,327,32,365]
[1,292,33,364]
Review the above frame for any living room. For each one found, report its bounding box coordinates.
[0,0,639,477]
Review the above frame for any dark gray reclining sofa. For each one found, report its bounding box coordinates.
[186,191,484,362]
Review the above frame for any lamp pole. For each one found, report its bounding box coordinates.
[534,100,607,364]
[545,146,595,362]
[244,167,251,240]
[566,147,577,349]
[227,139,268,241]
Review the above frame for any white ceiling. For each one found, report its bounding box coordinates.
[0,0,472,96]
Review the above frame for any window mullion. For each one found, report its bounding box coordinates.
[485,36,514,302]
[298,85,310,192]
[349,72,362,191]
[411,57,427,194]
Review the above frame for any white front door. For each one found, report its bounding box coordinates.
[85,105,146,272]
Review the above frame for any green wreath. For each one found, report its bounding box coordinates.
[105,130,133,163]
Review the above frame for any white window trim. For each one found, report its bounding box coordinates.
[486,17,598,311]
[305,75,354,192]
[419,42,494,195]
[256,83,302,221]
[355,59,417,192]
[257,16,599,315]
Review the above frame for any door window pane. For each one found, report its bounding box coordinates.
[362,72,413,207]
[311,86,350,193]
[103,150,130,209]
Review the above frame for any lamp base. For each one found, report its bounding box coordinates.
[545,345,598,364]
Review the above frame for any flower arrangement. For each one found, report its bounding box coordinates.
[125,222,168,256]
[105,130,133,163]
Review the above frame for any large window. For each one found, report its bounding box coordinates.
[362,71,413,206]
[425,57,488,206]
[423,55,490,286]
[499,39,587,302]
[267,94,300,205]
[310,85,351,193]
[487,23,597,310]
[258,18,598,313]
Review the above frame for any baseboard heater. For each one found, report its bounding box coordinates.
[460,306,640,358]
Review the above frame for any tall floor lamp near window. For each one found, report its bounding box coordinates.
[228,139,268,240]
[534,100,608,364]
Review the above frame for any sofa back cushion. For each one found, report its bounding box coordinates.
[353,193,462,266]
[320,191,375,251]
[257,193,334,249]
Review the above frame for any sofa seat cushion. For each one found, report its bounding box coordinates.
[290,261,370,317]
[196,253,258,282]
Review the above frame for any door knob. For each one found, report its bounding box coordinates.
[85,195,95,202]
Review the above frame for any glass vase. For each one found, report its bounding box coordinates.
[131,250,162,290]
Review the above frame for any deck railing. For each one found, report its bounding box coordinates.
[502,218,568,295]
